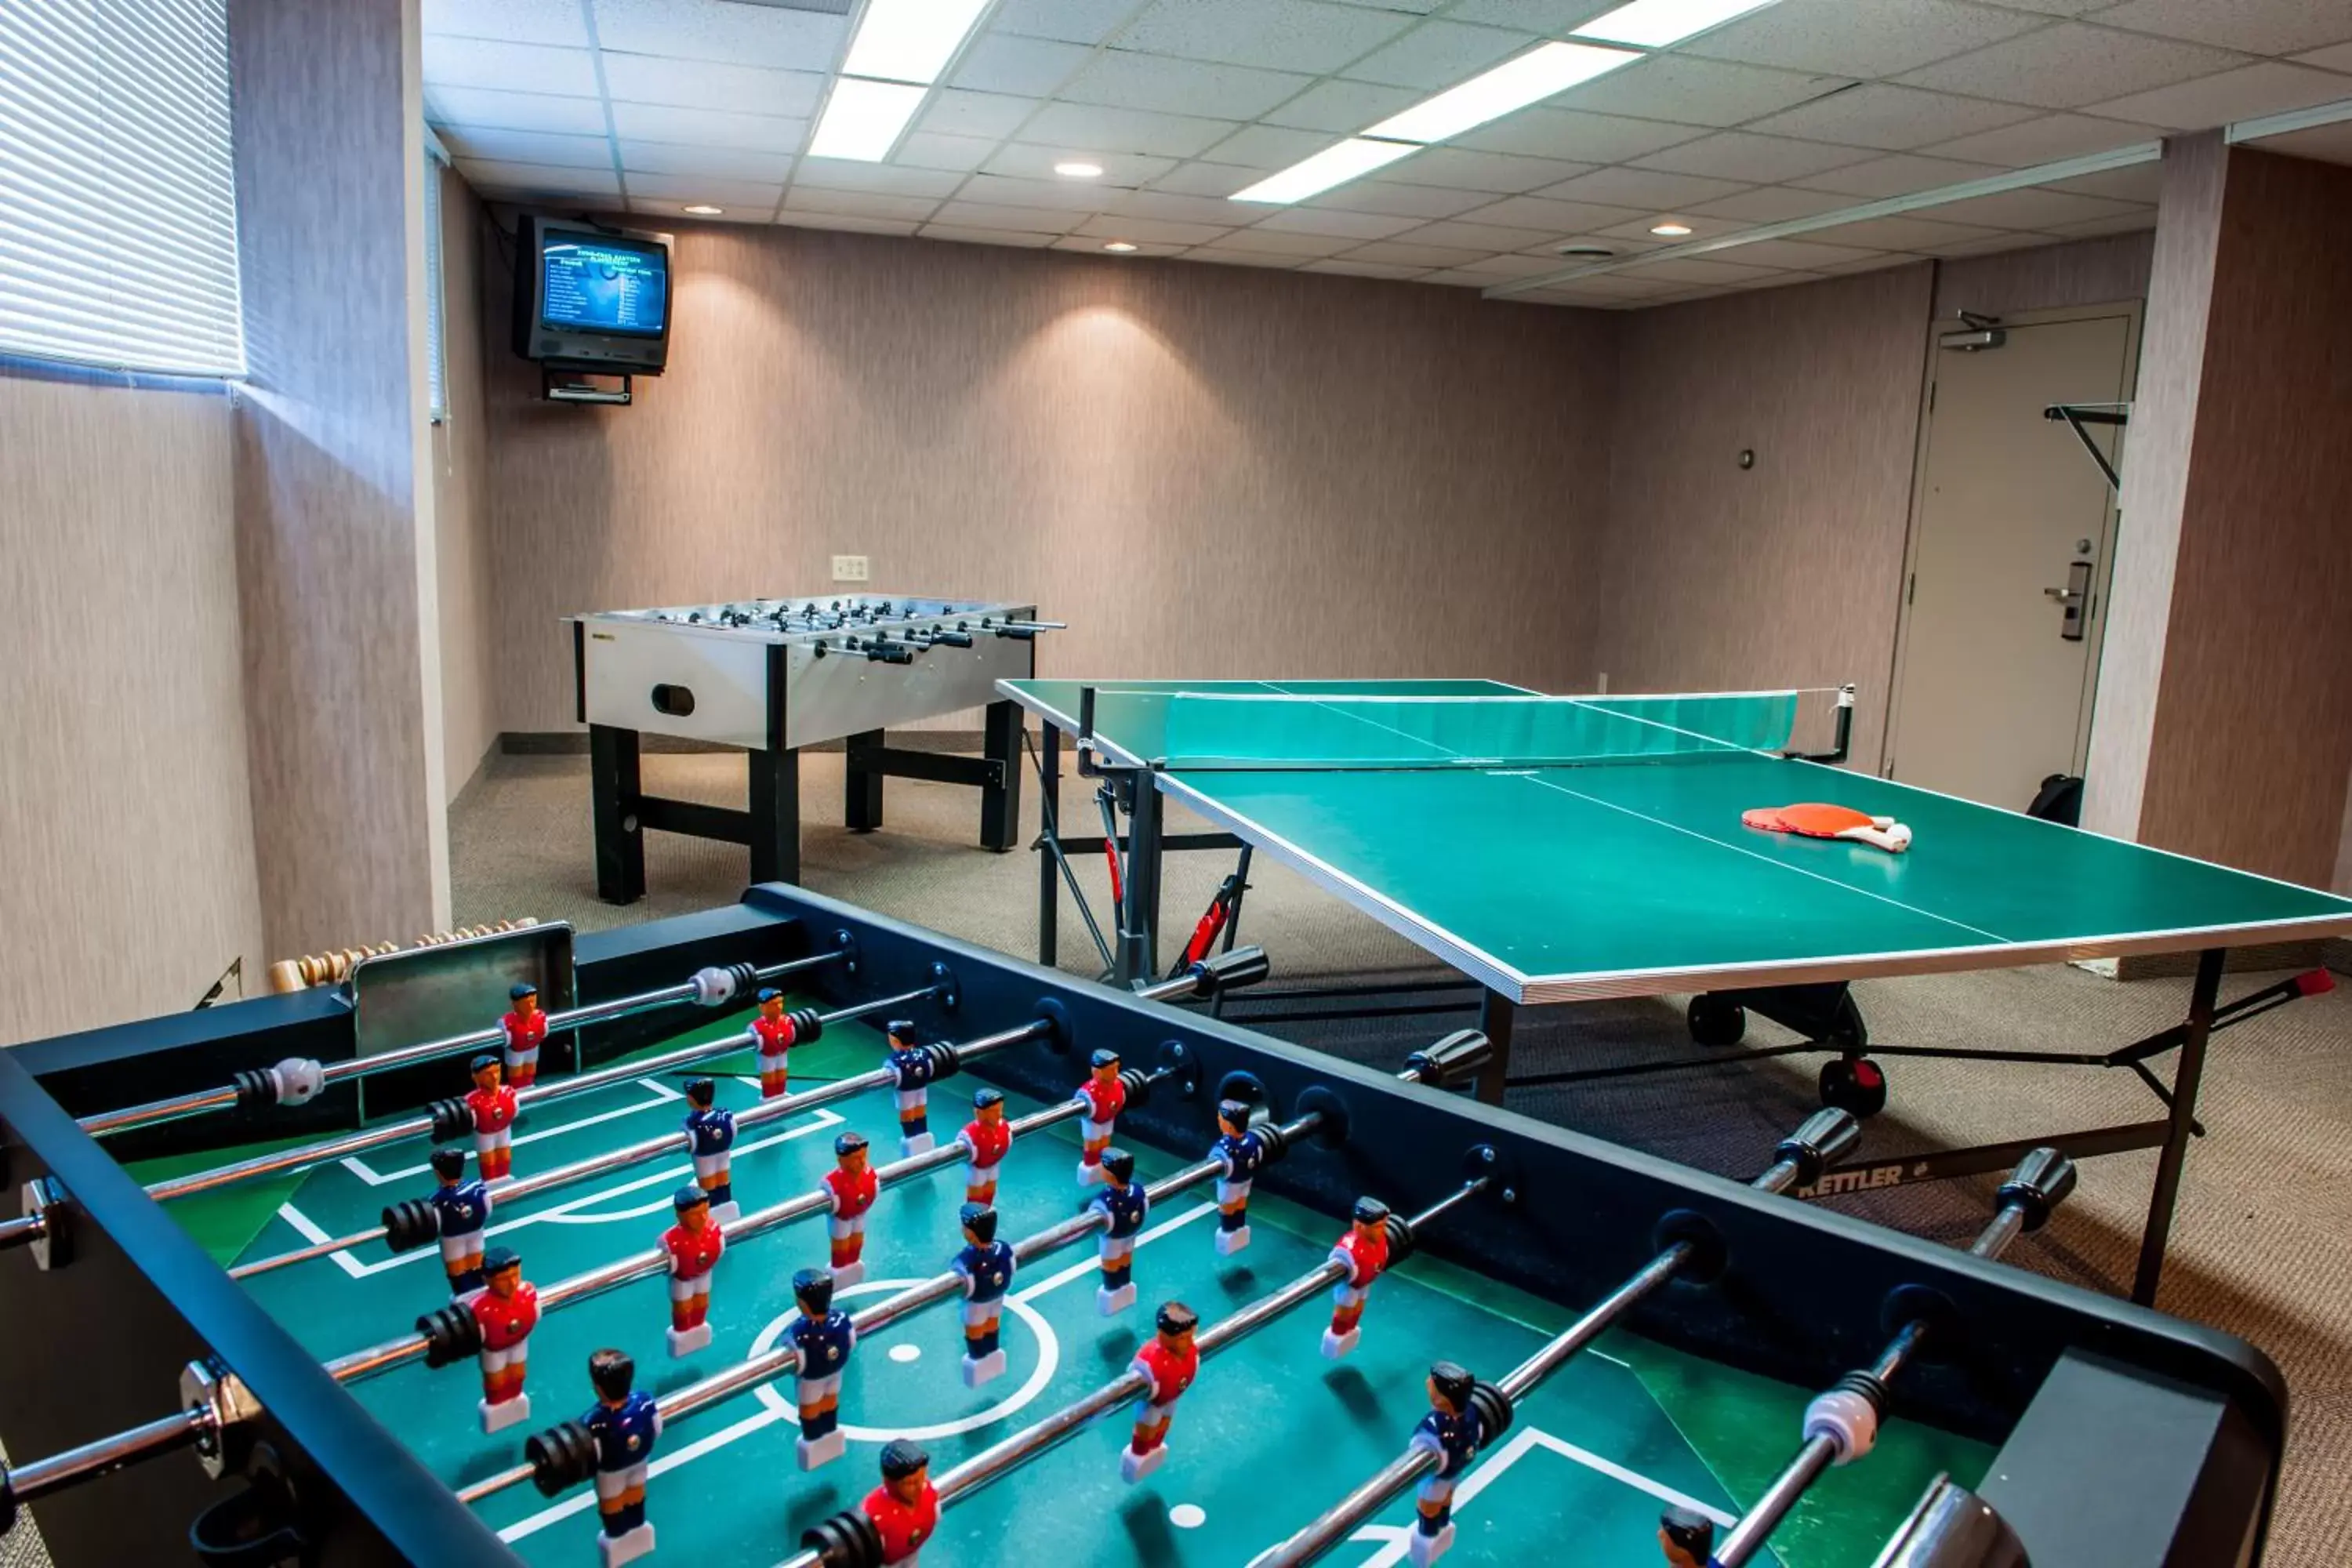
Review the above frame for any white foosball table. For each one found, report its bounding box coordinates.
[567,594,1058,898]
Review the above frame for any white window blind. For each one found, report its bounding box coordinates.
[0,0,245,377]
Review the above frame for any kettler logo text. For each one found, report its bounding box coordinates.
[1798,1165,1916,1199]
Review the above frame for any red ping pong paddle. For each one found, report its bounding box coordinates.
[1743,803,1912,853]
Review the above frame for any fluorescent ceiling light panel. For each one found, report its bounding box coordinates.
[809,77,929,162]
[1231,138,1421,205]
[1366,42,1639,144]
[843,0,995,85]
[1573,0,1781,49]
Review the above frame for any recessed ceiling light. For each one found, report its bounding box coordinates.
[842,0,993,85]
[1102,241,1138,252]
[683,205,724,216]
[1232,138,1421,205]
[1363,42,1639,145]
[1556,243,1615,257]
[1055,161,1104,179]
[1573,0,1783,49]
[809,76,928,162]
[1650,220,1693,236]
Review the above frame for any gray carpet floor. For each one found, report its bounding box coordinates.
[441,746,2352,1566]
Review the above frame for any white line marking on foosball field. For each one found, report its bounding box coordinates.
[338,1080,688,1186]
[273,1110,844,1279]
[1331,1425,1736,1568]
[496,1203,1218,1546]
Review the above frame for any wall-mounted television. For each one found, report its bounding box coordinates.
[511,215,672,375]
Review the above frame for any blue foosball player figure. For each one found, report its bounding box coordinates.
[582,1348,661,1567]
[1407,1361,1490,1566]
[1091,1149,1149,1316]
[950,1203,1014,1387]
[789,1267,858,1470]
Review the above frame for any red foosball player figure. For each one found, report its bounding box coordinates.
[1407,1362,1491,1566]
[662,1185,726,1358]
[1121,1301,1199,1483]
[885,1019,938,1157]
[1073,1048,1127,1185]
[822,1131,880,1288]
[500,982,547,1090]
[470,1244,539,1433]
[750,988,796,1099]
[862,1439,938,1568]
[466,1053,521,1184]
[1323,1197,1392,1359]
[1658,1505,1716,1568]
[582,1348,661,1568]
[956,1087,1011,1206]
[787,1268,858,1470]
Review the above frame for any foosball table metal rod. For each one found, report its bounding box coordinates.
[143,978,943,1207]
[82,947,851,1141]
[1250,1108,1862,1568]
[0,1363,260,1538]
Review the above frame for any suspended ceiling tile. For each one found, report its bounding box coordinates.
[1301,257,1432,278]
[980,145,1177,185]
[792,160,967,196]
[1586,210,1747,240]
[1261,78,1425,133]
[426,85,610,136]
[2295,42,2352,72]
[1628,256,1802,284]
[1747,83,2040,151]
[1686,185,1860,220]
[1302,178,1498,220]
[895,132,999,172]
[601,55,826,119]
[782,187,945,222]
[1439,249,1583,276]
[1052,233,1186,256]
[1378,147,1598,193]
[1203,122,1345,169]
[1535,165,1753,209]
[951,34,1095,97]
[1403,216,1585,250]
[1101,187,1255,223]
[916,90,1045,140]
[1071,212,1236,245]
[438,125,615,168]
[1205,227,1362,256]
[1788,151,2009,196]
[1057,53,1321,121]
[1022,101,1243,157]
[990,0,1147,48]
[1330,238,1492,267]
[1550,54,1852,128]
[620,141,795,181]
[1182,247,1309,268]
[928,200,1086,233]
[1923,111,2163,165]
[1116,0,1421,74]
[1453,107,1709,163]
[1697,235,1886,268]
[1897,24,2249,111]
[1798,212,2007,249]
[1630,130,1872,183]
[624,172,784,206]
[956,172,1127,210]
[1145,162,1268,197]
[2083,61,2352,129]
[2038,160,2165,201]
[1681,0,2048,78]
[455,157,622,196]
[630,197,771,223]
[423,0,591,48]
[590,0,847,71]
[1339,19,1540,89]
[1457,193,1650,232]
[607,102,807,153]
[775,211,923,236]
[1247,205,1425,238]
[920,224,1060,248]
[422,36,599,95]
[2088,0,2352,56]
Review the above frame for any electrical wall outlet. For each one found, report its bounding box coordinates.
[831,554,870,583]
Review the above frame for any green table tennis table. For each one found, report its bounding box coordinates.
[1000,677,2352,1305]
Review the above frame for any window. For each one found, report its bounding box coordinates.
[0,0,245,377]
[425,143,447,423]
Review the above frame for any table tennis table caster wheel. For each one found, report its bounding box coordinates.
[1819,1056,1887,1118]
[1687,994,1747,1047]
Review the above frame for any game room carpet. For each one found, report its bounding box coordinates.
[20,743,2316,1568]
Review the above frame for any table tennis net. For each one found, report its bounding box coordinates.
[1123,688,1815,771]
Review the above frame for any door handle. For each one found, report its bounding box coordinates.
[2044,560,2093,642]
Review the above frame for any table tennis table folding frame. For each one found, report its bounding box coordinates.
[1008,680,2348,1307]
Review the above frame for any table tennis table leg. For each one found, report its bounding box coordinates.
[1115,779,1163,987]
[1475,990,1514,1105]
[2132,947,2223,1306]
[1037,724,1061,967]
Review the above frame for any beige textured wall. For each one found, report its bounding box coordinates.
[434,164,499,804]
[2081,133,2228,843]
[2135,148,2352,887]
[0,372,264,1045]
[1593,263,1936,769]
[1932,232,2154,323]
[479,221,1618,731]
[231,0,445,953]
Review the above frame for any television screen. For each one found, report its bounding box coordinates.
[540,236,667,337]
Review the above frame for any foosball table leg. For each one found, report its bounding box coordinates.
[750,748,803,885]
[590,724,646,905]
[980,699,1023,853]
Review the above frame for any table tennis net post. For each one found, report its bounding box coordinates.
[1122,688,1846,772]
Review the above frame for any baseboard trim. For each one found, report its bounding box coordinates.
[501,730,990,757]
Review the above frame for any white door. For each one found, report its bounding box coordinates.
[1886,309,2136,811]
